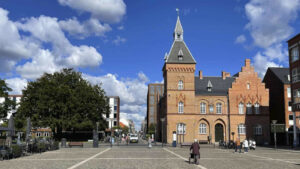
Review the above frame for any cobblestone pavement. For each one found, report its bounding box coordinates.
[1,145,300,169]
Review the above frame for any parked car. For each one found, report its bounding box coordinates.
[129,134,138,143]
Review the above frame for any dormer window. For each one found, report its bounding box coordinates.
[207,80,213,92]
[178,49,183,61]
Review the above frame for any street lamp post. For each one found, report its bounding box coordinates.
[272,120,277,149]
[160,118,165,147]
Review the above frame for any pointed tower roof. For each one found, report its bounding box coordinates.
[165,15,196,64]
[174,16,183,34]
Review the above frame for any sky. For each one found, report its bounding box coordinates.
[0,0,300,130]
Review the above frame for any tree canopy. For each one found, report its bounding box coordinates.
[0,79,14,122]
[16,68,110,139]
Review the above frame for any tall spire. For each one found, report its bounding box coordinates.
[174,8,183,41]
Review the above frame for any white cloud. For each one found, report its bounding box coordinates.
[235,35,246,44]
[59,17,111,39]
[253,52,282,77]
[0,8,38,72]
[14,15,103,79]
[245,0,300,48]
[58,0,126,23]
[112,36,126,45]
[5,78,28,94]
[117,26,124,30]
[83,72,149,130]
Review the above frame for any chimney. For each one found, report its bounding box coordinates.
[199,71,203,79]
[245,59,251,67]
[222,71,231,80]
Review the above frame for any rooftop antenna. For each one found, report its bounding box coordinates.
[176,8,179,16]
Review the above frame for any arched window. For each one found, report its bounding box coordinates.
[209,104,214,113]
[247,83,250,90]
[254,125,262,135]
[200,102,206,114]
[199,123,207,134]
[178,80,183,90]
[254,103,260,114]
[239,103,244,114]
[178,102,184,114]
[216,103,222,114]
[246,103,252,114]
[177,123,186,134]
[238,124,246,134]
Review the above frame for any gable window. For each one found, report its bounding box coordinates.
[254,103,260,114]
[216,103,222,114]
[238,124,246,134]
[178,80,183,90]
[291,47,299,62]
[254,125,262,135]
[246,103,252,114]
[199,123,207,134]
[239,103,244,114]
[178,102,184,114]
[247,83,250,90]
[200,102,206,114]
[177,123,186,134]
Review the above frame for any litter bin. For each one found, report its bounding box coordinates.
[172,131,177,147]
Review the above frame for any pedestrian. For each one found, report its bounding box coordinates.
[126,135,129,145]
[148,136,152,148]
[244,139,249,153]
[235,137,241,153]
[190,139,200,165]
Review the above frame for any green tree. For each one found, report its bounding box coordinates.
[0,79,14,122]
[16,68,110,140]
[148,123,156,135]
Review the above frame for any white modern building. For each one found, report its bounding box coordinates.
[103,96,120,129]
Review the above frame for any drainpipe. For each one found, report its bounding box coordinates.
[227,94,231,142]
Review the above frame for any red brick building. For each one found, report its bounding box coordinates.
[156,15,270,145]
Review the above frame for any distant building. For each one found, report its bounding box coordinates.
[31,127,52,138]
[288,33,300,146]
[147,83,164,129]
[103,96,120,129]
[120,118,135,133]
[263,67,299,145]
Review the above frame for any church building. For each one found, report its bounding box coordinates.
[159,15,270,144]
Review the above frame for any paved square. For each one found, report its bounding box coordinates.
[1,145,300,169]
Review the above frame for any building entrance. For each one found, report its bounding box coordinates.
[215,123,224,142]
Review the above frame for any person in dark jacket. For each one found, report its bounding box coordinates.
[190,139,200,165]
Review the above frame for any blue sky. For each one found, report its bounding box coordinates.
[0,0,300,129]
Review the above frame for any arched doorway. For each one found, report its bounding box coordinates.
[215,123,224,142]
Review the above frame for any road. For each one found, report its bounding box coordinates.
[1,143,300,169]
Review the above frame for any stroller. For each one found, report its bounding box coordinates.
[188,153,200,164]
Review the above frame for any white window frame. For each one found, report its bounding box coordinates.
[200,102,206,114]
[254,103,260,114]
[238,124,246,135]
[178,102,184,114]
[216,103,222,114]
[177,123,186,134]
[178,80,183,90]
[254,125,262,136]
[239,103,244,114]
[199,123,207,134]
[287,87,291,98]
[291,47,299,62]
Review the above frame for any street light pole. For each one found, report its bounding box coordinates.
[272,120,277,149]
[160,118,165,147]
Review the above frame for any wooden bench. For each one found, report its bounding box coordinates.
[199,140,209,144]
[180,142,192,147]
[68,142,83,148]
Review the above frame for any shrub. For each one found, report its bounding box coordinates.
[11,145,22,158]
